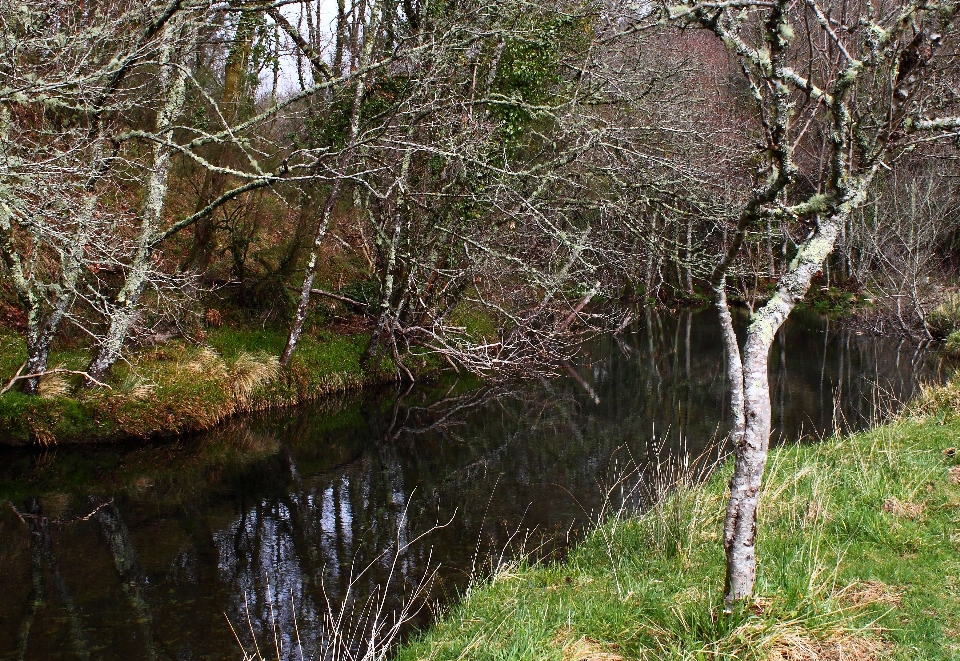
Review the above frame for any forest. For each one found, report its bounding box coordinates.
[2,0,960,658]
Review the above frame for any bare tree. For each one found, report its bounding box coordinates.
[657,0,960,606]
[847,162,960,338]
[0,0,189,393]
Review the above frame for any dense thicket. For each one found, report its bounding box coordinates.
[0,0,691,387]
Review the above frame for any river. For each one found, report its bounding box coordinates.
[0,308,949,661]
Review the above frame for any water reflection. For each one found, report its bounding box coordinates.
[0,308,949,661]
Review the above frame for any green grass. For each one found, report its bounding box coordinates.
[0,326,411,446]
[399,385,960,660]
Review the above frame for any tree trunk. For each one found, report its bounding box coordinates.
[280,5,378,366]
[87,24,191,381]
[21,193,97,393]
[722,216,839,607]
[280,182,343,366]
[280,5,381,365]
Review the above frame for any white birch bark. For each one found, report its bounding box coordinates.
[279,3,381,366]
[723,216,839,605]
[87,22,193,380]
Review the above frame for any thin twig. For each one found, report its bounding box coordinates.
[1,368,112,394]
[1,361,27,395]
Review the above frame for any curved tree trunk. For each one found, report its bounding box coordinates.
[722,216,839,607]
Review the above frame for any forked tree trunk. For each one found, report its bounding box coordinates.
[721,216,839,607]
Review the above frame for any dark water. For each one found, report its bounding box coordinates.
[0,308,949,661]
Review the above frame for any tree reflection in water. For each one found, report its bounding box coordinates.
[0,308,948,661]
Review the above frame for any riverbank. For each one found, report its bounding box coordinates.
[399,379,960,660]
[0,328,413,446]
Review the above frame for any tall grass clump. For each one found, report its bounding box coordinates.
[230,350,281,404]
[907,375,960,421]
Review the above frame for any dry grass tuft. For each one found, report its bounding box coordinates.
[802,499,831,525]
[230,351,280,403]
[768,632,888,661]
[38,372,71,399]
[119,374,156,400]
[840,581,903,608]
[949,466,960,485]
[183,346,228,378]
[882,498,924,519]
[555,629,623,661]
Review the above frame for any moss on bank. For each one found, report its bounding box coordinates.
[399,382,960,660]
[0,328,415,446]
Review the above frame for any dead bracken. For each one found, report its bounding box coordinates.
[949,465,960,485]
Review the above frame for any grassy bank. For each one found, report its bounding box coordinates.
[0,327,413,446]
[399,381,960,660]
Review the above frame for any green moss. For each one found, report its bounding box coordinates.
[448,302,497,343]
[399,380,960,660]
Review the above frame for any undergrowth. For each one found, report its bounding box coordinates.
[0,328,414,445]
[398,379,960,660]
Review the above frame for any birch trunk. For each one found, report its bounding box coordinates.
[21,193,97,394]
[87,27,191,381]
[280,182,344,366]
[722,216,839,607]
[280,5,380,366]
